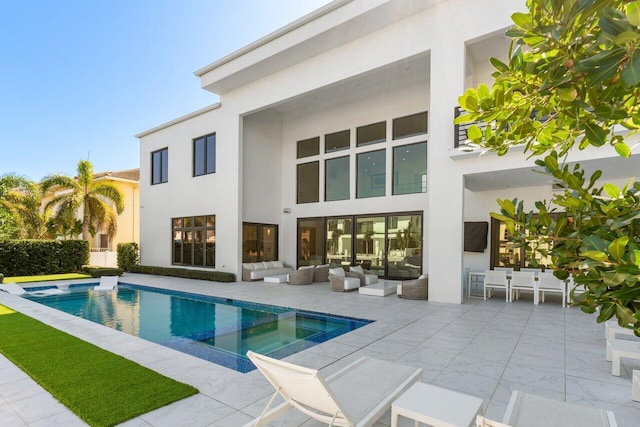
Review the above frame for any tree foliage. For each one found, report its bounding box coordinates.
[41,160,125,243]
[456,0,640,331]
[0,174,45,239]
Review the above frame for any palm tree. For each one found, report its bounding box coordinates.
[0,173,44,239]
[41,160,124,243]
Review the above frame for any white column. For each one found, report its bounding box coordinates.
[427,35,466,304]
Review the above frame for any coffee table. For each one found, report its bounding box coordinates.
[359,281,396,297]
[263,274,288,283]
[391,382,483,427]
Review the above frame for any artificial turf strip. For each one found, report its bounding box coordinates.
[4,273,92,283]
[0,305,198,427]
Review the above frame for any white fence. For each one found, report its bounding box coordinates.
[89,250,117,267]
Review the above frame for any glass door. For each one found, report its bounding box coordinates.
[297,218,324,267]
[386,214,422,279]
[326,217,352,269]
[355,216,385,277]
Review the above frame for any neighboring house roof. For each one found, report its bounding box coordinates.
[94,168,140,182]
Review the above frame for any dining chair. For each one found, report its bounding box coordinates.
[484,270,509,302]
[509,271,537,305]
[537,272,566,307]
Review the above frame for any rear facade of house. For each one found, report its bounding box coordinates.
[136,0,639,304]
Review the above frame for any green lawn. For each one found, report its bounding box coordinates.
[3,273,91,283]
[0,305,198,427]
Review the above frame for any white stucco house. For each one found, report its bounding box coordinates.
[136,0,639,304]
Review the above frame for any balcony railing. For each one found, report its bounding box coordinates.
[453,106,490,151]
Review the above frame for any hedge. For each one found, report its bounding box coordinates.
[117,242,139,272]
[81,266,124,278]
[0,240,89,276]
[130,265,235,282]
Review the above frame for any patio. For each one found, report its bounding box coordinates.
[1,274,639,426]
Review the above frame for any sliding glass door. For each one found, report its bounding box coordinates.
[298,212,423,279]
[242,223,278,263]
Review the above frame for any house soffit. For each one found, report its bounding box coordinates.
[197,0,445,95]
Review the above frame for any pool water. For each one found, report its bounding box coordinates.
[24,283,372,372]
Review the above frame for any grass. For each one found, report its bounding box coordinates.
[3,273,91,283]
[0,305,198,427]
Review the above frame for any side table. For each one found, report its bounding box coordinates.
[391,382,483,427]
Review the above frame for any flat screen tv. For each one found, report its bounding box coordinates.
[464,221,488,253]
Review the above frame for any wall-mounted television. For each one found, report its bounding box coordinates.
[464,221,488,252]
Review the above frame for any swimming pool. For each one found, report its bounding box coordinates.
[24,283,372,372]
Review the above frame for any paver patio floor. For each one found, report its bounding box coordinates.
[1,273,639,426]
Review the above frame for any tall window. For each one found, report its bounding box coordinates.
[325,156,349,201]
[297,161,319,204]
[242,223,278,263]
[193,133,216,176]
[393,142,427,195]
[298,218,324,266]
[172,215,215,267]
[151,148,168,185]
[357,149,386,198]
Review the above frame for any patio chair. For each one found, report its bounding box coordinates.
[314,264,330,282]
[397,275,428,300]
[94,276,118,291]
[509,271,537,305]
[329,268,360,292]
[537,272,566,307]
[484,270,509,302]
[349,265,378,286]
[245,350,422,427]
[287,265,315,285]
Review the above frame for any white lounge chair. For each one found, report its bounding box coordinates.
[94,276,118,291]
[0,283,63,296]
[0,283,26,295]
[245,350,422,427]
[476,390,617,427]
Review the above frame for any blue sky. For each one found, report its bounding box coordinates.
[1,0,331,181]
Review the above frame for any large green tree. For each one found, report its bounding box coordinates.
[456,0,640,331]
[41,160,124,243]
[0,173,44,239]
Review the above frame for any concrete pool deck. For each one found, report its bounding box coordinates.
[1,273,640,426]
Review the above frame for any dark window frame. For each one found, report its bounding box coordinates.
[193,133,216,177]
[356,121,386,147]
[356,149,386,199]
[172,214,215,268]
[242,222,279,263]
[151,148,168,185]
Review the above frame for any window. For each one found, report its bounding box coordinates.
[325,130,350,153]
[193,133,216,176]
[325,156,349,201]
[393,142,427,195]
[393,111,428,139]
[297,137,319,159]
[297,212,423,278]
[151,148,168,185]
[297,161,319,204]
[172,215,215,267]
[357,149,385,198]
[242,223,278,263]
[357,121,386,147]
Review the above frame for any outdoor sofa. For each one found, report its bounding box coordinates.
[242,261,291,281]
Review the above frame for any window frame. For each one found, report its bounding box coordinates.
[324,155,350,202]
[193,133,216,177]
[151,147,168,185]
[392,111,428,140]
[172,215,215,268]
[296,161,320,204]
[392,141,428,195]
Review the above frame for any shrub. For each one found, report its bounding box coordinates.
[81,266,124,278]
[117,242,139,272]
[0,273,3,283]
[0,240,89,276]
[130,265,235,282]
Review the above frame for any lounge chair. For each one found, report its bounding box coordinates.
[476,390,617,426]
[94,276,118,291]
[287,265,315,285]
[245,350,422,427]
[329,268,360,292]
[349,265,378,286]
[0,283,63,296]
[397,275,428,300]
